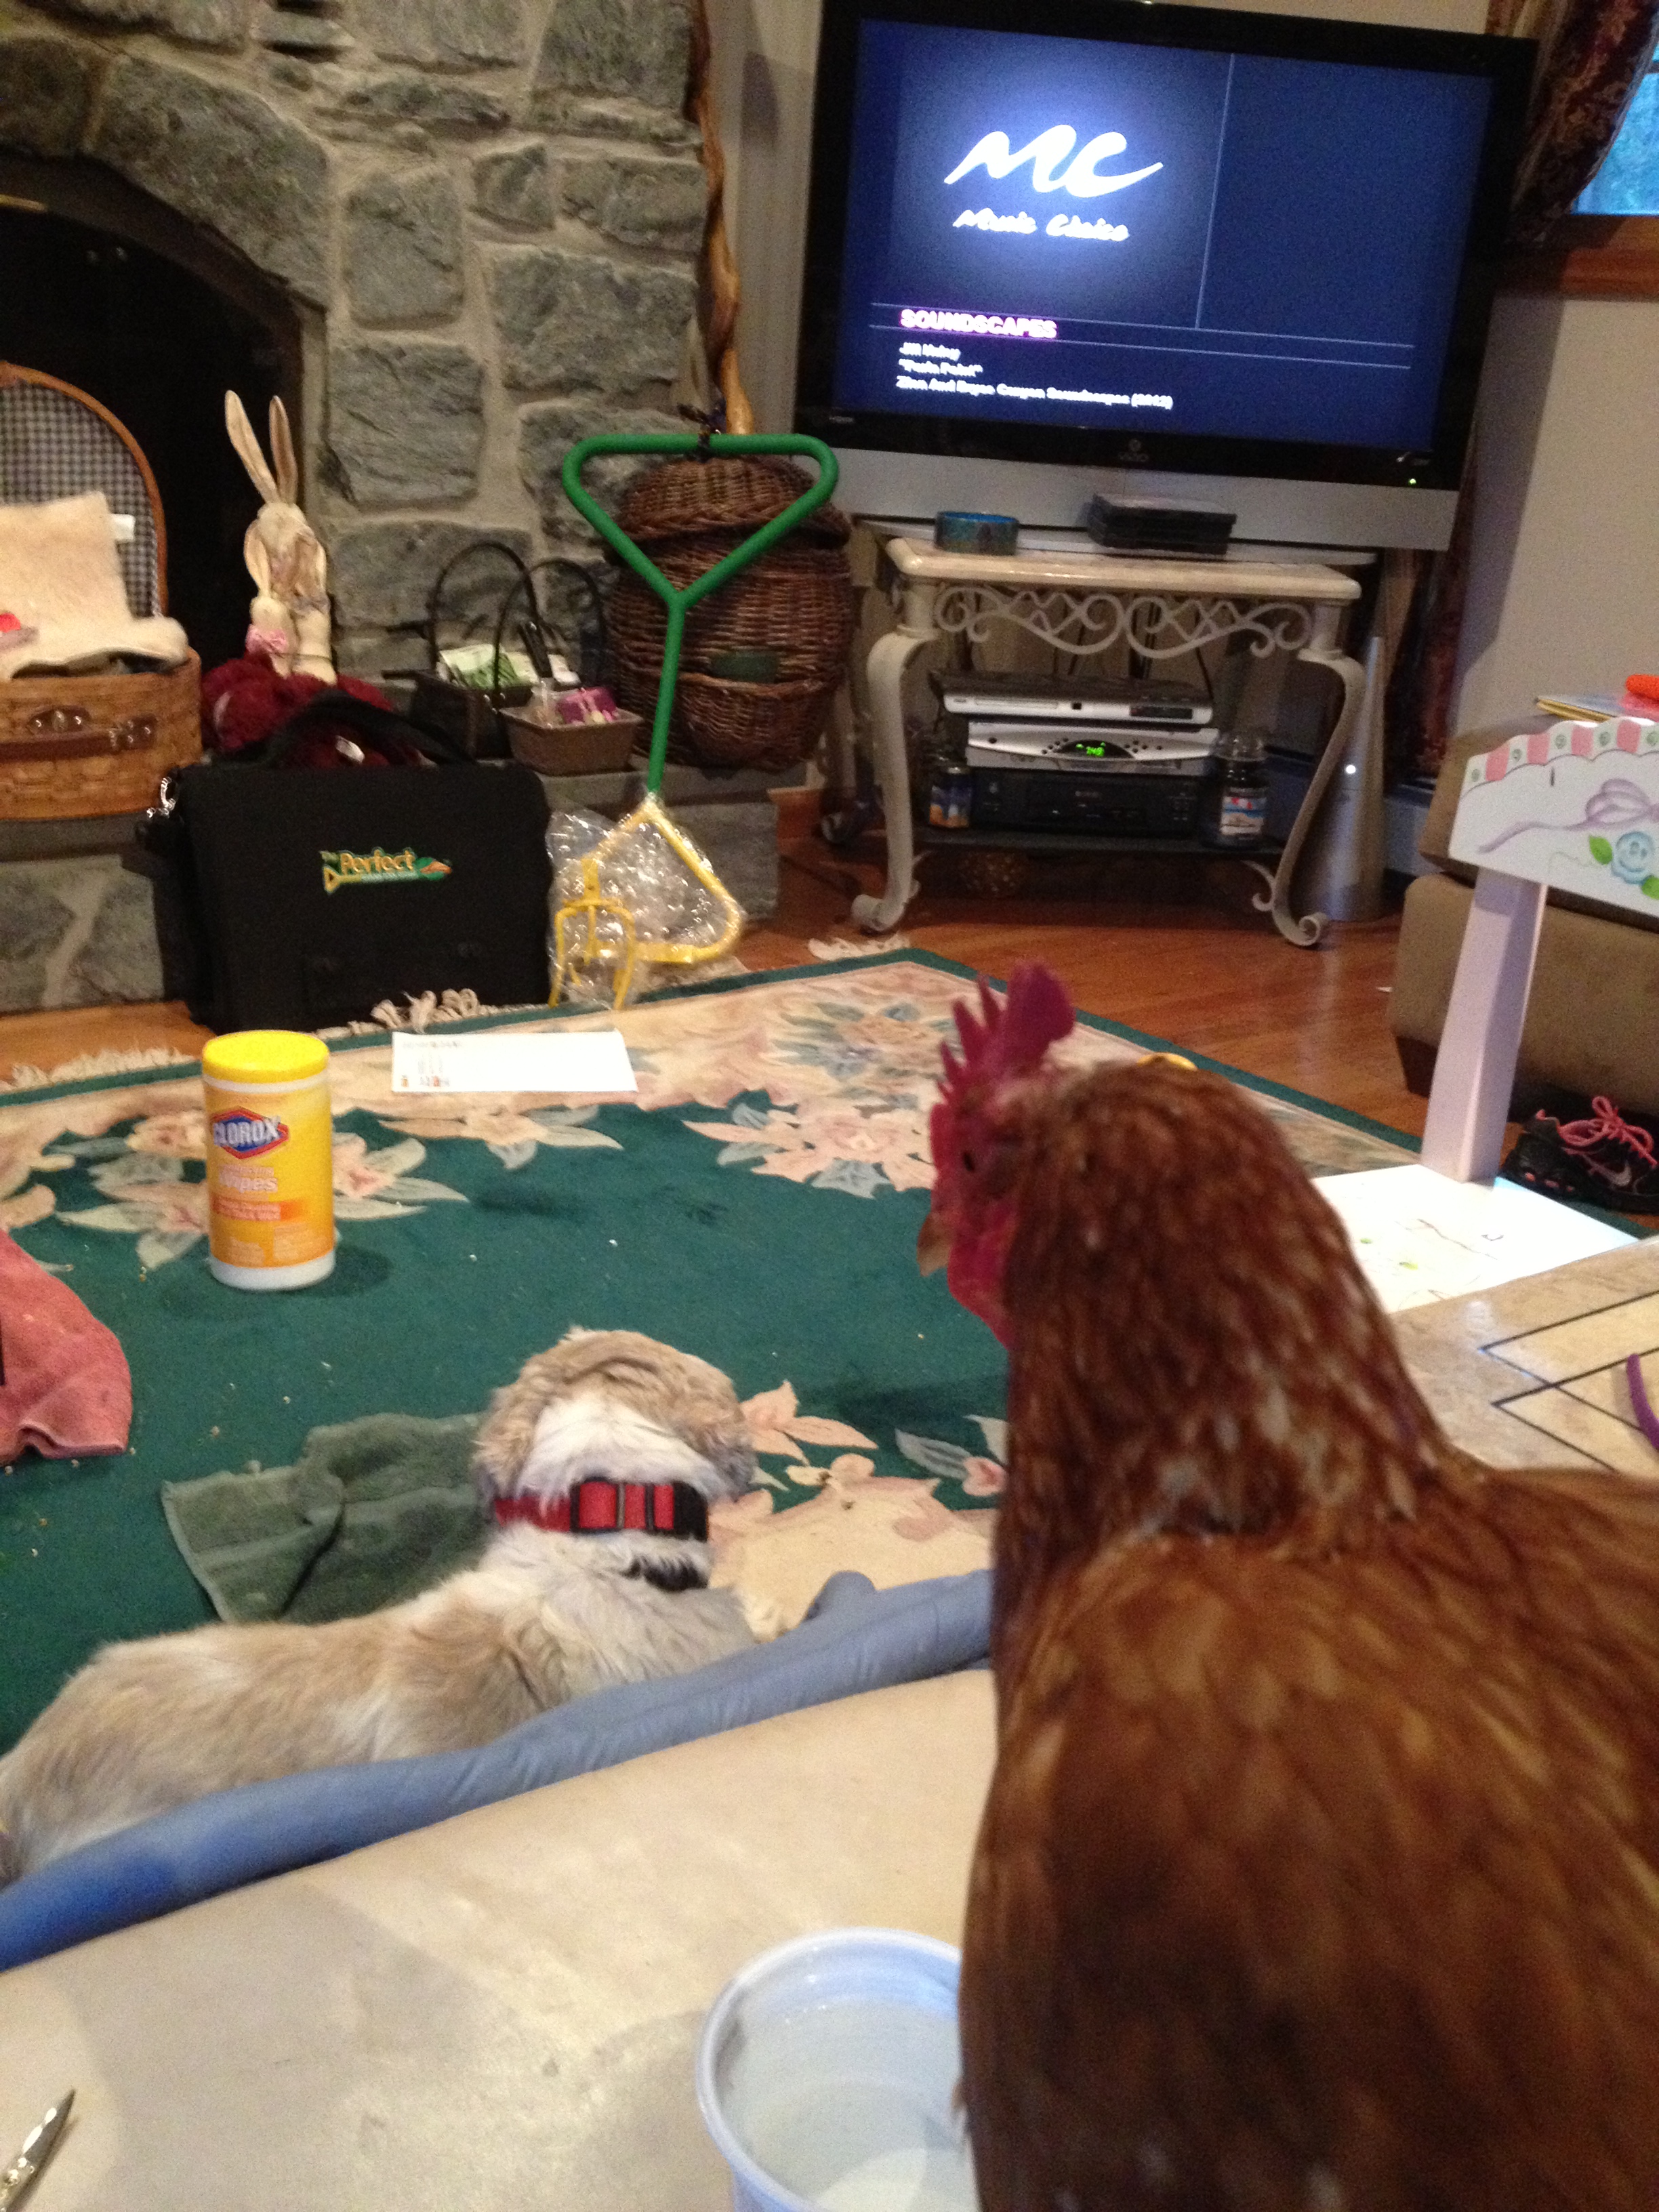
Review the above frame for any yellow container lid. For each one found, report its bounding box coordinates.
[201,1030,329,1085]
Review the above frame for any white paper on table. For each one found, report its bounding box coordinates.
[390,1029,637,1095]
[1313,1163,1633,1314]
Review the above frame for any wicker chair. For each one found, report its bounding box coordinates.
[0,364,199,821]
[0,364,168,617]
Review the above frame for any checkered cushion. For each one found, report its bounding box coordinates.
[0,377,161,618]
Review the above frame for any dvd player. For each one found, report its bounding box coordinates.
[966,724,1214,775]
[941,672,1212,727]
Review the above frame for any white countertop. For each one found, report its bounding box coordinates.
[0,1671,995,2212]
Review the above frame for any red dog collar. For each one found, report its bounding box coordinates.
[495,1478,709,1543]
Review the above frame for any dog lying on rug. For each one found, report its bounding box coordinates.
[0,1329,781,1880]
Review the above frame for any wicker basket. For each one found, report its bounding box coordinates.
[617,456,851,548]
[611,665,834,772]
[0,653,202,820]
[609,459,855,771]
[504,709,644,775]
[609,534,855,682]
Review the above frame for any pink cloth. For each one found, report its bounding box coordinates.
[0,1230,131,1461]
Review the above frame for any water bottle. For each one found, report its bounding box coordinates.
[1207,729,1269,846]
[927,735,974,831]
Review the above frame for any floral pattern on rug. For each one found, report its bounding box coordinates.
[615,962,1410,1191]
[897,1414,1009,1498]
[0,1090,617,1258]
[712,1380,1002,1626]
[683,1099,935,1198]
[45,1118,469,1271]
[0,959,1410,1254]
[0,956,1431,1745]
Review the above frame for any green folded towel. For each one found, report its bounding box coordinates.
[161,1412,486,1626]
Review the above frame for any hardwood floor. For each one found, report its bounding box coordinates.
[0,998,213,1082]
[0,826,1425,1139]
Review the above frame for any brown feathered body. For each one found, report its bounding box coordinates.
[954,1053,1659,2212]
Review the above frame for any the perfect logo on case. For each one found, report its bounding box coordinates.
[320,846,453,895]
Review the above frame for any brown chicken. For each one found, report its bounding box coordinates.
[920,964,1659,2212]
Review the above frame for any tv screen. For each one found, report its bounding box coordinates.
[796,1,1534,544]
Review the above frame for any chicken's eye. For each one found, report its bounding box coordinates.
[962,1149,977,1173]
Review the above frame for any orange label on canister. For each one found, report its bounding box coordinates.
[203,1074,334,1272]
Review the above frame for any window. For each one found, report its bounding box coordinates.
[1505,69,1659,298]
[1574,66,1659,216]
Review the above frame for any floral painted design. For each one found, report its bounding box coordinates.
[329,1134,468,1221]
[741,1378,880,1477]
[0,1078,203,1239]
[1592,826,1659,896]
[372,1103,619,1173]
[62,1149,210,1270]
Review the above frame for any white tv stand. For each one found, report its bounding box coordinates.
[827,531,1376,945]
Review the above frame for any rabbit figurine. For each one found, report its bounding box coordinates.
[225,391,335,682]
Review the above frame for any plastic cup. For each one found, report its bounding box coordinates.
[695,1927,977,2212]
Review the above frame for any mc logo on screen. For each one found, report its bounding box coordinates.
[944,125,1162,198]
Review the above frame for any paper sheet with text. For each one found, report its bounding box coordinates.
[390,1029,637,1095]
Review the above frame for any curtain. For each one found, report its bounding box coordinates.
[686,0,754,433]
[1493,0,1659,244]
[1388,0,1659,779]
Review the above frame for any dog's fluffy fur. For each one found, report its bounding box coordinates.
[0,1329,776,1882]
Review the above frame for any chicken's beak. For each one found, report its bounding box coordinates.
[917,1208,951,1277]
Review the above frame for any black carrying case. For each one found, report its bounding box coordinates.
[135,691,552,1031]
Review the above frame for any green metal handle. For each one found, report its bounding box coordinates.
[560,432,840,792]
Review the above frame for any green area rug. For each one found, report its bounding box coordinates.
[0,951,1412,1748]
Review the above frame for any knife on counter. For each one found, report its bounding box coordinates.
[0,2093,74,2209]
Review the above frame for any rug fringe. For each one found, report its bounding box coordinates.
[0,1044,194,1092]
[2,958,764,1090]
[808,935,912,961]
[321,988,540,1038]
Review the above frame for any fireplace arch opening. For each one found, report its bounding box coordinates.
[0,155,304,672]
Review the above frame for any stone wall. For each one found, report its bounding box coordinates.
[0,0,706,672]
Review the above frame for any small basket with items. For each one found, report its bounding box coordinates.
[415,540,637,768]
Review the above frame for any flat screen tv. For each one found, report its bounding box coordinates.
[794,1,1534,549]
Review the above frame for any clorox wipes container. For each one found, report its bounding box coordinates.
[202,1031,335,1290]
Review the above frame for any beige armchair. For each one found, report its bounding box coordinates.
[1391,721,1659,1118]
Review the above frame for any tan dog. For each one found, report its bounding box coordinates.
[0,1330,779,1881]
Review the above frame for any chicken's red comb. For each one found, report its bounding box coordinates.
[939,962,1075,1103]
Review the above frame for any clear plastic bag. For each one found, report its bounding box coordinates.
[547,800,739,1007]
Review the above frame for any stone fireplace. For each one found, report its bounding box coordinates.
[0,0,709,674]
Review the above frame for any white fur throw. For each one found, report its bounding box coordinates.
[0,491,189,679]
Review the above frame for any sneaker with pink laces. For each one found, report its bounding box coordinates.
[1502,1096,1659,1213]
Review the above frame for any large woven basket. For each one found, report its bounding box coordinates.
[617,455,851,548]
[609,533,855,681]
[642,670,840,771]
[0,653,202,819]
[610,459,855,771]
